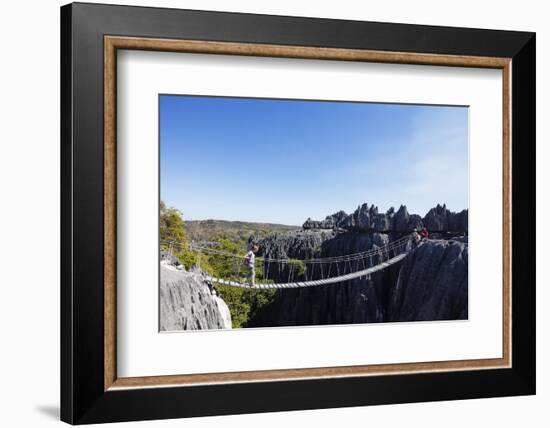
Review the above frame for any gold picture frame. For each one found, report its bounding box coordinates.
[103,36,512,391]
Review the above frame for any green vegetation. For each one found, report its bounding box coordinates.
[215,284,278,329]
[159,201,198,269]
[185,218,300,250]
[159,201,282,328]
[199,239,278,328]
[287,258,306,278]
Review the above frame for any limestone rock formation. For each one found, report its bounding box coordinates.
[254,229,334,260]
[450,209,468,233]
[388,239,468,321]
[392,205,424,232]
[248,230,398,326]
[303,203,468,234]
[422,203,468,233]
[160,262,232,331]
[248,232,468,327]
[160,249,185,270]
[302,210,348,230]
[329,210,349,228]
[158,202,469,331]
[372,211,393,232]
[342,203,375,231]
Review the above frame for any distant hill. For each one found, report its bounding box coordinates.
[185,219,300,247]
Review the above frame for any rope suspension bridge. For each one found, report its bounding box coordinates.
[162,234,415,290]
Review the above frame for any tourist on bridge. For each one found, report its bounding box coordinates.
[410,228,421,250]
[244,244,259,288]
[420,227,430,240]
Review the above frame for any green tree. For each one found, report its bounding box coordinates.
[160,200,198,269]
[160,200,186,243]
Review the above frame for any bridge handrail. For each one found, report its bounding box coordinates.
[161,234,412,265]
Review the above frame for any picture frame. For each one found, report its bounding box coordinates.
[60,2,535,424]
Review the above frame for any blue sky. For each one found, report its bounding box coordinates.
[160,95,468,226]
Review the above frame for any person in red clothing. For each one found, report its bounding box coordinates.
[420,227,430,240]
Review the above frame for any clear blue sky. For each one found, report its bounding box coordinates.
[160,95,468,226]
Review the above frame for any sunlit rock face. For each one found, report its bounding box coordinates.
[160,261,232,331]
[423,203,468,233]
[302,203,468,234]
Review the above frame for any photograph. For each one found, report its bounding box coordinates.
[53,2,537,424]
[159,95,469,331]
